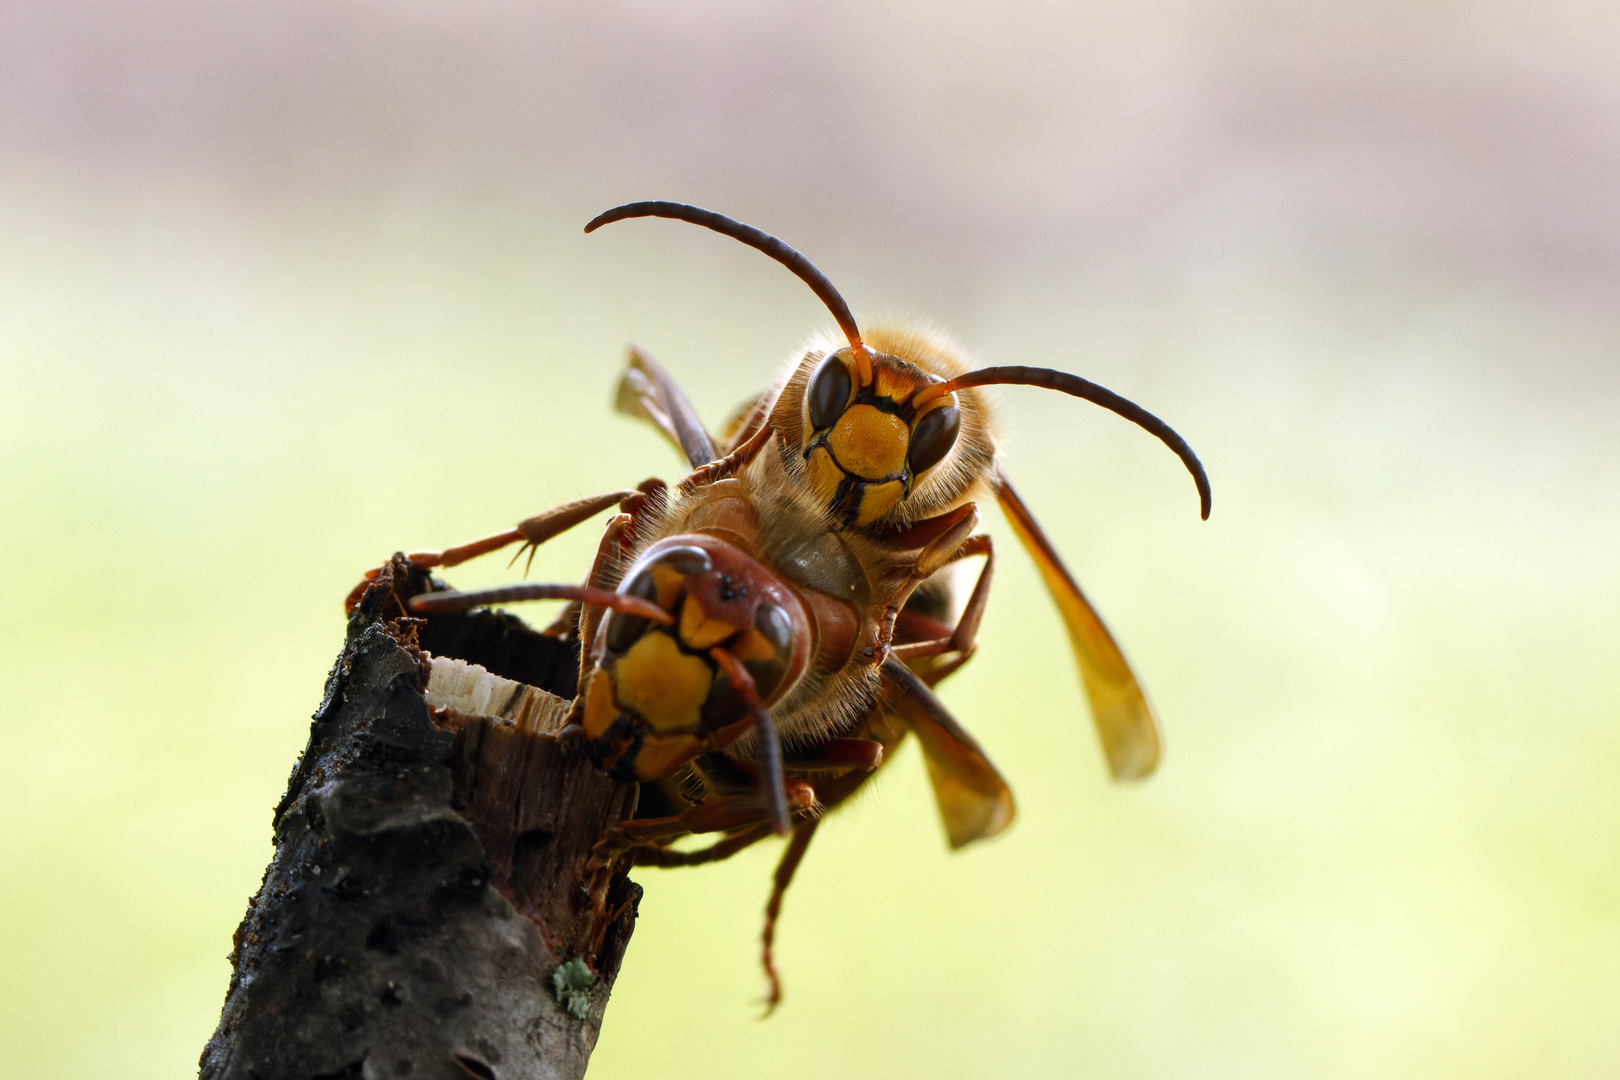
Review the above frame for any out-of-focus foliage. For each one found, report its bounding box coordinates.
[1,1,1617,1076]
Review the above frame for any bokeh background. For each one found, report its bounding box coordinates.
[3,0,1618,1076]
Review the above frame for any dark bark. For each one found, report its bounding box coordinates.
[201,557,640,1080]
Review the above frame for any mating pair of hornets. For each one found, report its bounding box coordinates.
[355,201,1211,1008]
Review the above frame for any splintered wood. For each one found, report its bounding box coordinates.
[426,654,571,735]
[426,649,639,965]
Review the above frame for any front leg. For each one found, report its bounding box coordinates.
[874,502,982,661]
[595,776,819,867]
[414,487,639,572]
[344,486,639,612]
[628,822,775,868]
[676,413,775,494]
[888,532,994,682]
[760,819,822,1013]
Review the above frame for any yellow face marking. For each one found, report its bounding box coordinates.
[629,733,704,781]
[613,631,712,734]
[826,405,909,480]
[731,627,777,663]
[853,479,905,526]
[806,444,844,503]
[581,668,618,741]
[872,364,922,403]
[649,564,687,610]
[678,598,739,651]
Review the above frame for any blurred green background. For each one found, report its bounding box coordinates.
[3,1,1618,1076]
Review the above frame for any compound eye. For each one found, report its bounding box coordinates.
[907,404,961,477]
[604,546,710,653]
[745,603,795,701]
[652,545,712,576]
[806,352,854,433]
[754,603,793,654]
[604,567,659,654]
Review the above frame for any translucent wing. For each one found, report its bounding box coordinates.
[882,660,1015,849]
[614,345,718,468]
[992,469,1162,780]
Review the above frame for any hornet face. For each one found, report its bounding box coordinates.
[798,346,963,528]
[581,536,812,781]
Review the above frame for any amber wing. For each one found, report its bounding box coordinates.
[881,660,1015,848]
[992,469,1162,780]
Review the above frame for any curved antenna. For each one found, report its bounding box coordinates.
[585,201,870,378]
[410,583,674,622]
[709,646,791,836]
[914,366,1212,519]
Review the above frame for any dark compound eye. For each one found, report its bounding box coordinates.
[621,568,658,602]
[604,567,659,653]
[754,602,793,655]
[652,545,712,576]
[603,610,649,654]
[907,404,961,476]
[700,672,746,728]
[806,352,854,432]
[744,656,788,700]
[701,656,788,726]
